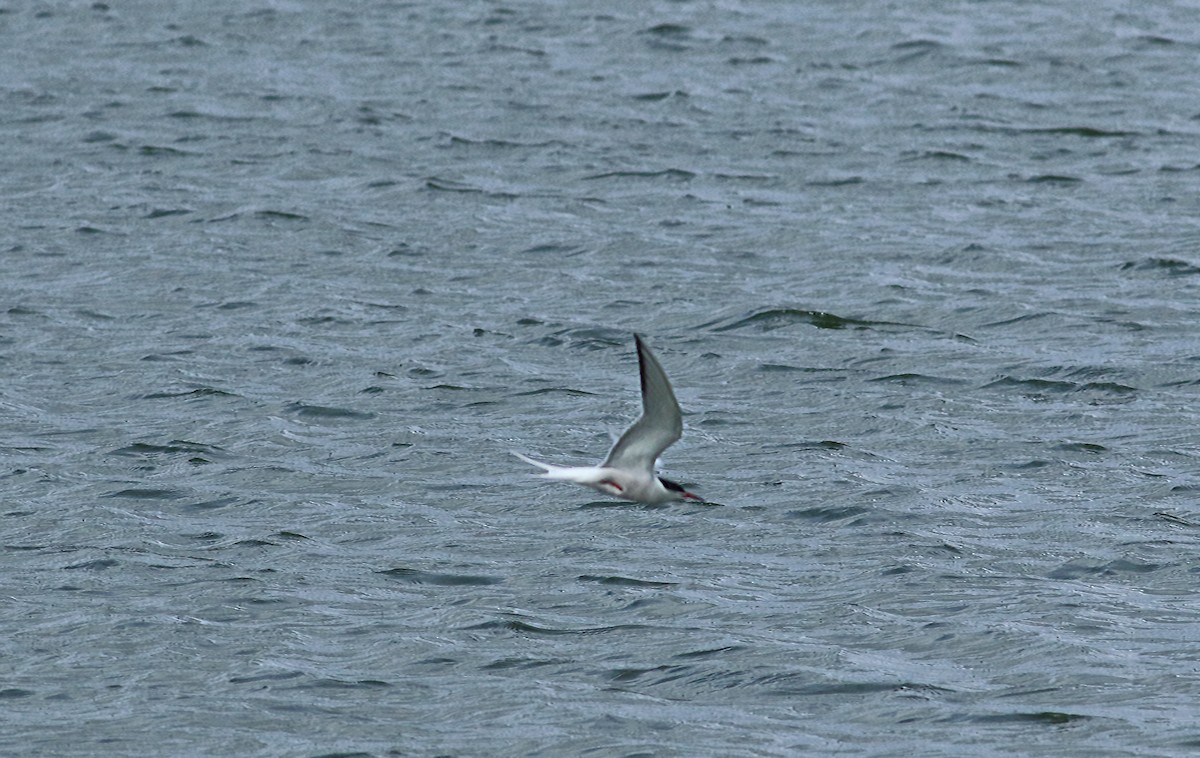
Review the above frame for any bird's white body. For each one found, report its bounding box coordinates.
[512,453,684,504]
[514,335,700,504]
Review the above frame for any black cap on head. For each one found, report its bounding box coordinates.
[659,477,686,493]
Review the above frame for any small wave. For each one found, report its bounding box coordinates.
[185,497,241,511]
[167,109,255,122]
[290,678,391,692]
[103,488,187,500]
[137,145,194,157]
[967,57,1022,67]
[64,558,121,571]
[480,657,572,671]
[757,363,823,373]
[0,689,35,699]
[1026,174,1083,184]
[672,645,747,660]
[144,207,192,219]
[902,150,973,163]
[537,326,628,350]
[805,175,864,187]
[709,308,863,332]
[767,679,942,697]
[513,387,596,397]
[868,373,970,387]
[885,38,947,65]
[640,23,692,37]
[608,664,690,683]
[519,243,587,256]
[707,307,927,334]
[784,505,870,523]
[631,90,687,102]
[765,440,849,451]
[421,177,518,199]
[228,671,303,685]
[1026,126,1139,138]
[232,539,277,548]
[1120,257,1200,276]
[577,574,677,588]
[464,617,647,636]
[972,711,1089,725]
[727,55,780,66]
[283,402,374,420]
[108,440,224,458]
[1053,442,1107,454]
[982,376,1137,395]
[379,568,502,586]
[583,168,695,182]
[445,134,561,149]
[1047,558,1165,580]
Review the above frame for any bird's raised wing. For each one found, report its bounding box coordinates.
[601,335,683,475]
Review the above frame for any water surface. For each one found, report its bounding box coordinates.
[4,1,1200,755]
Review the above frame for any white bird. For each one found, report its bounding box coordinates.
[514,334,702,504]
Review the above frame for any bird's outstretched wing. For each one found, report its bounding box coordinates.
[601,334,683,475]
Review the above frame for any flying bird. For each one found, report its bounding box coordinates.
[514,334,701,504]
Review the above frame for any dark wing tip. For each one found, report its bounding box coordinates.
[634,333,650,398]
[634,333,652,364]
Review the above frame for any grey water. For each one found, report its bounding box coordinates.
[4,1,1200,755]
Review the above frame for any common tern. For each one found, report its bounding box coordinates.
[514,334,702,504]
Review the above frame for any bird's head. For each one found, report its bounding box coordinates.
[659,476,702,502]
